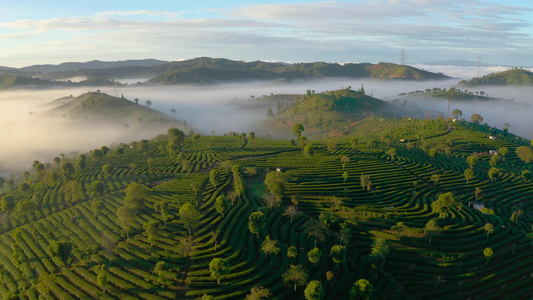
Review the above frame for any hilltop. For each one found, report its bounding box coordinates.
[396,87,496,101]
[44,92,172,126]
[261,88,403,138]
[460,68,533,86]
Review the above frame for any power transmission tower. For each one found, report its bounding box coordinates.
[400,49,406,65]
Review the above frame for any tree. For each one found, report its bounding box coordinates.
[89,180,106,198]
[190,182,201,198]
[209,258,230,284]
[489,155,500,167]
[430,173,440,187]
[360,174,370,190]
[522,170,532,183]
[466,155,477,169]
[287,246,297,261]
[330,245,347,265]
[179,203,201,235]
[248,211,266,236]
[451,109,462,119]
[246,286,270,300]
[291,124,304,141]
[214,195,230,218]
[306,219,326,247]
[146,100,152,107]
[342,171,349,182]
[340,155,350,169]
[475,187,482,200]
[425,219,441,245]
[351,279,374,300]
[116,206,135,239]
[464,168,475,185]
[304,280,324,300]
[177,235,195,259]
[370,238,389,271]
[340,224,352,245]
[499,147,508,161]
[431,192,461,218]
[91,149,104,162]
[167,127,185,157]
[48,240,73,266]
[484,223,494,239]
[61,162,76,180]
[124,182,146,214]
[143,221,156,245]
[483,247,493,262]
[260,235,280,256]
[210,169,220,188]
[307,247,322,266]
[100,233,116,262]
[264,171,289,201]
[97,265,108,293]
[386,148,397,161]
[283,265,308,293]
[516,146,533,163]
[326,140,338,153]
[303,143,314,160]
[284,205,301,224]
[1,195,15,212]
[471,113,483,124]
[488,167,500,182]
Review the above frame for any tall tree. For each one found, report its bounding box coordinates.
[248,211,266,236]
[307,247,322,266]
[246,286,271,300]
[282,265,308,293]
[350,279,374,300]
[451,109,462,119]
[291,124,304,141]
[330,245,347,265]
[431,192,461,218]
[209,258,230,284]
[124,182,146,214]
[484,223,494,239]
[464,168,475,185]
[179,203,201,235]
[425,219,441,245]
[304,281,324,300]
[214,195,230,218]
[97,265,108,293]
[470,113,483,124]
[48,240,73,266]
[260,235,280,256]
[340,155,350,169]
[116,206,135,239]
[284,205,301,224]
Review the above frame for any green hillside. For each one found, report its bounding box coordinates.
[263,88,401,138]
[397,87,495,101]
[366,62,448,80]
[147,58,450,84]
[460,68,533,86]
[0,118,533,299]
[45,92,172,125]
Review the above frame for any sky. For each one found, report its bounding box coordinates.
[1,0,533,68]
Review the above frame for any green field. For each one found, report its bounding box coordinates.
[0,117,532,299]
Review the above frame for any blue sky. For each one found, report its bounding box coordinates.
[1,0,533,67]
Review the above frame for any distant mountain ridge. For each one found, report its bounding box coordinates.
[19,59,169,73]
[0,57,451,89]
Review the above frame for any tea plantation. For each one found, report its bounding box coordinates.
[1,118,532,299]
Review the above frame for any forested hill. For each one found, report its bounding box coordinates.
[147,58,451,84]
[44,92,172,125]
[460,68,533,86]
[263,88,400,138]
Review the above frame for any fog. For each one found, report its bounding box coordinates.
[397,87,533,139]
[1,77,532,173]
